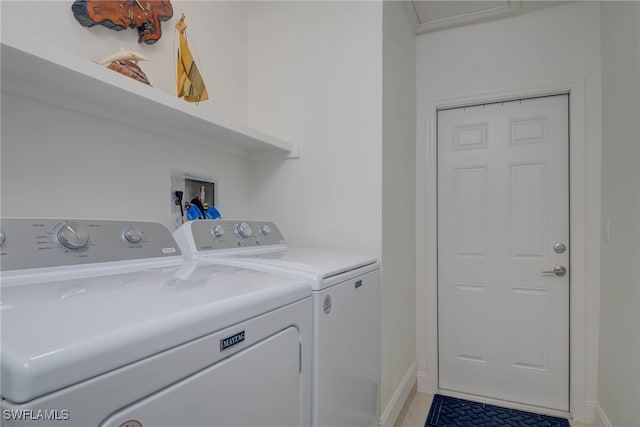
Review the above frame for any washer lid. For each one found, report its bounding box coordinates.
[219,248,377,282]
[1,262,310,403]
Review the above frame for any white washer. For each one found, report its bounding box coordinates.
[173,220,381,427]
[1,218,311,427]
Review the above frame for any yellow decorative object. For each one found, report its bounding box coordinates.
[175,14,208,103]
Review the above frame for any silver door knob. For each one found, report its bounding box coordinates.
[542,266,567,277]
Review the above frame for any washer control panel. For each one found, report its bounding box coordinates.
[188,220,286,252]
[0,218,181,271]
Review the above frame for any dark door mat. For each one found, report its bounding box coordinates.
[426,394,570,427]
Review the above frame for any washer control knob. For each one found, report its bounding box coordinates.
[212,224,225,238]
[55,222,90,249]
[0,230,5,246]
[260,224,271,236]
[124,227,144,243]
[236,222,253,238]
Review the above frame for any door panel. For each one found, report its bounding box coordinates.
[455,167,487,256]
[438,95,569,411]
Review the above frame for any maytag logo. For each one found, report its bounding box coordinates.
[220,331,245,351]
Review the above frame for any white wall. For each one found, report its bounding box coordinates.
[1,1,251,229]
[247,2,418,424]
[0,92,252,226]
[247,1,383,256]
[597,2,640,426]
[415,2,602,421]
[380,2,417,426]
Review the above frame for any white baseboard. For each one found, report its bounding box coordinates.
[417,370,436,394]
[595,402,613,427]
[379,360,417,427]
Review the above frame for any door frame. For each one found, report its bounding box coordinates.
[417,80,601,423]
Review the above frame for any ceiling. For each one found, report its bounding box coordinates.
[404,1,569,34]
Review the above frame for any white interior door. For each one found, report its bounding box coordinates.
[437,95,569,411]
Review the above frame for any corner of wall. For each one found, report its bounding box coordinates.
[596,402,614,427]
[379,360,417,427]
[417,370,436,395]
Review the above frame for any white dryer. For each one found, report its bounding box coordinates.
[173,220,380,427]
[0,218,311,427]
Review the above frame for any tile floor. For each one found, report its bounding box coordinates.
[397,392,596,427]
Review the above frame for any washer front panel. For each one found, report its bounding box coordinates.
[101,328,301,427]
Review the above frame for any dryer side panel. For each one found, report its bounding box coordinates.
[314,269,381,427]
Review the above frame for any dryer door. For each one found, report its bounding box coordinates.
[101,327,301,427]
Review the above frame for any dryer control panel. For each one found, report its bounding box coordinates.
[178,220,286,253]
[0,218,182,271]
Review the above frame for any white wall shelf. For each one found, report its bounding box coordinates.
[0,32,298,158]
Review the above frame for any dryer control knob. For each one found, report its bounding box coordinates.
[260,225,271,236]
[212,224,225,238]
[236,222,253,238]
[124,227,144,243]
[55,222,90,249]
[0,230,5,246]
